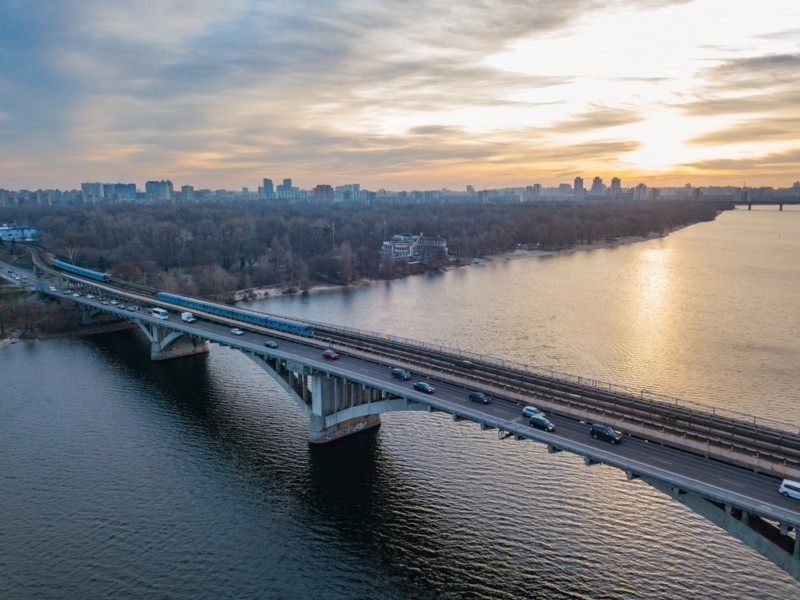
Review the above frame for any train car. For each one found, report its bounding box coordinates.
[52,258,110,282]
[156,292,314,337]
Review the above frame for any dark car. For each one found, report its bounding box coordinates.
[390,368,411,380]
[468,392,490,405]
[322,348,339,360]
[413,382,435,394]
[529,414,555,432]
[264,340,278,349]
[590,423,623,444]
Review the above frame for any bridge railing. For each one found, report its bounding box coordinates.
[274,311,800,435]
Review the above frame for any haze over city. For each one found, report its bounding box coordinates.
[2,0,799,191]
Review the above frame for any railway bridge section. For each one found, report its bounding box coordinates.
[28,255,800,582]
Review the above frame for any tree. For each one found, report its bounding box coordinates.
[338,241,355,285]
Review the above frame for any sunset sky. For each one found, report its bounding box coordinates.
[1,0,799,192]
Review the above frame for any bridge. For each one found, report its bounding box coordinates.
[19,255,800,582]
[742,196,800,211]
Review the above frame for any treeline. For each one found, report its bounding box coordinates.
[2,199,725,298]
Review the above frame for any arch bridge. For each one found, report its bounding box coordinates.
[28,257,800,582]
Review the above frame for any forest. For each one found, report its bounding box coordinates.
[2,198,727,302]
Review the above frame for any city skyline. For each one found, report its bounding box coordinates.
[1,1,799,191]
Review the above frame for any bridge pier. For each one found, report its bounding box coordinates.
[135,322,209,360]
[309,375,381,444]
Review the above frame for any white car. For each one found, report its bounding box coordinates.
[231,327,244,336]
[522,406,544,418]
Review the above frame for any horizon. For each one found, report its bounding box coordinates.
[1,1,799,190]
[4,178,800,195]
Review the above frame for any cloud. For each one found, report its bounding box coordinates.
[0,0,794,189]
[551,106,644,133]
[688,116,800,146]
[681,146,800,174]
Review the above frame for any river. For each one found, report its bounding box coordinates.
[2,206,799,598]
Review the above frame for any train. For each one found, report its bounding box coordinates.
[156,292,315,337]
[51,258,110,282]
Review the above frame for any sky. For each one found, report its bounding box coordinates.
[1,0,799,192]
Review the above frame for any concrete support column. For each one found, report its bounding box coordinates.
[136,322,209,361]
[309,373,380,444]
[80,305,94,325]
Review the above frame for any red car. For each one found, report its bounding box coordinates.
[322,348,340,360]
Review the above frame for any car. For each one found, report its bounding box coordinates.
[522,406,544,418]
[779,479,800,500]
[590,423,623,444]
[72,292,81,297]
[468,391,490,404]
[231,327,244,336]
[126,306,137,312]
[322,348,339,360]
[390,367,410,380]
[413,381,435,394]
[49,286,57,292]
[101,300,109,305]
[86,294,95,299]
[264,340,278,348]
[110,300,119,305]
[529,414,555,432]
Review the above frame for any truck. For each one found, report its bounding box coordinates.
[181,311,196,323]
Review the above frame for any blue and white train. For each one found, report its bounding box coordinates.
[51,258,110,282]
[156,292,314,337]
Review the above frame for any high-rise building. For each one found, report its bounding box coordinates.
[312,184,334,200]
[145,180,173,201]
[181,185,194,201]
[610,177,621,198]
[262,178,274,198]
[103,183,137,201]
[591,177,604,196]
[574,177,584,199]
[81,182,103,197]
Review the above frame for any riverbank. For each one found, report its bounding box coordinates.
[234,230,672,302]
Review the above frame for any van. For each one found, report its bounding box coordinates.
[150,307,169,320]
[181,311,196,323]
[779,479,800,500]
[390,368,410,380]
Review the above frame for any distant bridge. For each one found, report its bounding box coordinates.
[743,196,800,210]
[22,250,800,582]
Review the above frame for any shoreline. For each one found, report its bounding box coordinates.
[234,230,673,302]
[0,229,676,344]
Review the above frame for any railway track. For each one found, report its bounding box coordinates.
[310,321,800,472]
